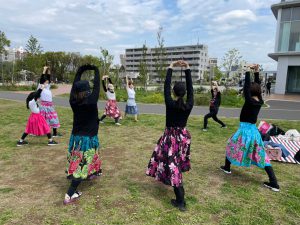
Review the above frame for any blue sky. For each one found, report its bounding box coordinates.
[0,0,279,69]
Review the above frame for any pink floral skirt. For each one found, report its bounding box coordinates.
[104,100,121,119]
[146,127,191,187]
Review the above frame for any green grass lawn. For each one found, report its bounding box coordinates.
[0,99,299,225]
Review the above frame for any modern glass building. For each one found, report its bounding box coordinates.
[269,0,300,94]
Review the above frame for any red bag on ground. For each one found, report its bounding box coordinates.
[258,121,272,135]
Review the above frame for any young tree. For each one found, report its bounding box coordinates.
[139,43,149,91]
[25,35,43,55]
[214,66,224,81]
[222,48,242,78]
[0,31,11,83]
[99,47,114,77]
[154,26,167,84]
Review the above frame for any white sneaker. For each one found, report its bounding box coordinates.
[202,129,207,132]
[115,123,122,126]
[99,121,104,124]
[63,191,82,205]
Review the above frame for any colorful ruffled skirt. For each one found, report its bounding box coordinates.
[104,100,121,119]
[25,112,51,136]
[226,122,271,168]
[66,135,102,180]
[40,101,60,128]
[146,127,191,187]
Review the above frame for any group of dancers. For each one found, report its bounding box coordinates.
[16,61,280,211]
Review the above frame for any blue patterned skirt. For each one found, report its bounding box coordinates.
[226,122,271,168]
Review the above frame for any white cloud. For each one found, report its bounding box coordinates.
[214,10,257,23]
[0,0,280,68]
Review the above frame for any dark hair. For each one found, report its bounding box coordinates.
[73,91,90,104]
[128,80,133,86]
[39,74,50,84]
[250,82,262,98]
[26,91,40,109]
[173,82,187,111]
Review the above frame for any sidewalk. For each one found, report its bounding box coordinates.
[16,84,72,96]
[264,94,300,102]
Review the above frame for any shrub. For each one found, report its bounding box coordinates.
[222,88,238,96]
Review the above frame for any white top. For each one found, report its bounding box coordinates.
[106,91,116,100]
[38,84,52,102]
[29,99,40,114]
[126,87,136,106]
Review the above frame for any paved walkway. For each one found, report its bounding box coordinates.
[264,94,300,102]
[16,84,72,96]
[1,91,299,121]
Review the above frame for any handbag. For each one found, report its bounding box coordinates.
[258,121,273,135]
[266,146,282,161]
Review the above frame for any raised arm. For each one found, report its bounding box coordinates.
[185,68,194,109]
[243,71,252,102]
[164,68,174,107]
[108,78,113,84]
[102,76,108,92]
[34,88,43,101]
[89,66,100,103]
[254,72,260,84]
[125,75,129,88]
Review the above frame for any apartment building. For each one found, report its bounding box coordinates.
[122,44,209,82]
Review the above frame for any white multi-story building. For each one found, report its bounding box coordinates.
[268,0,300,94]
[122,44,209,82]
[1,46,26,62]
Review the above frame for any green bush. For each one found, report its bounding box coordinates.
[194,93,210,106]
[0,84,35,91]
[222,88,238,96]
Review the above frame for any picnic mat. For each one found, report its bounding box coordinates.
[270,136,300,164]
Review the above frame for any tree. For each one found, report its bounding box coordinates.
[0,31,11,83]
[139,43,149,91]
[213,66,224,81]
[99,47,114,77]
[222,48,242,78]
[154,26,167,84]
[25,35,43,55]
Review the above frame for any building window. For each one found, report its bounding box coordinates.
[289,21,300,51]
[278,7,300,52]
[281,8,291,22]
[287,66,300,93]
[291,7,300,21]
[278,22,291,52]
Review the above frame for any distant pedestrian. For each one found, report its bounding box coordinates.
[202,81,226,131]
[266,79,271,96]
[220,64,280,192]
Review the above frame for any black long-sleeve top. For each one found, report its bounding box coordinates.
[165,68,194,127]
[210,89,221,111]
[240,72,263,124]
[70,65,100,137]
[102,78,113,93]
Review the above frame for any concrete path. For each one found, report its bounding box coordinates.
[1,91,299,121]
